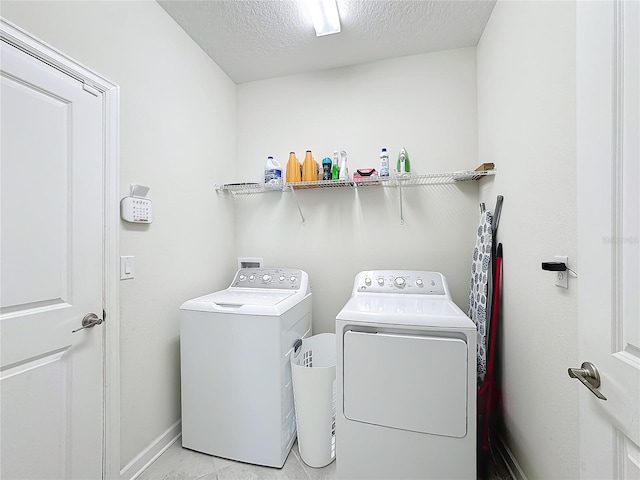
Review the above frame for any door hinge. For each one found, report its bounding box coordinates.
[83,82,100,97]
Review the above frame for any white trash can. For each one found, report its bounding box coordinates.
[291,333,336,468]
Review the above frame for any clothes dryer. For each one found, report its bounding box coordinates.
[336,270,476,479]
[180,268,312,468]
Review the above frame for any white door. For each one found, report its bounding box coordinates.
[576,1,640,478]
[0,38,105,479]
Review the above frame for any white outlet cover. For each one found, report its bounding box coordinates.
[554,255,568,288]
[237,257,263,269]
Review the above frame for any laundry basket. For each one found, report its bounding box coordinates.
[290,333,336,468]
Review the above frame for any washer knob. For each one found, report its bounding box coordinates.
[394,277,406,288]
[239,274,246,281]
[364,277,372,286]
[290,276,297,282]
[249,275,255,281]
[262,274,271,282]
[377,277,385,286]
[279,275,286,282]
[416,279,424,287]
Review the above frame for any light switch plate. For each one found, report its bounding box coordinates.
[120,256,134,280]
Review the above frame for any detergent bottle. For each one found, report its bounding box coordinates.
[286,152,301,183]
[264,156,282,186]
[396,147,411,174]
[322,157,332,180]
[302,150,317,182]
[331,151,340,180]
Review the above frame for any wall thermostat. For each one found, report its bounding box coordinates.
[121,184,152,223]
[121,196,153,223]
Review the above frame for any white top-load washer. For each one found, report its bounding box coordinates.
[336,270,476,480]
[180,268,312,468]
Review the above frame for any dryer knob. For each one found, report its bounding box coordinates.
[415,279,424,287]
[377,277,385,286]
[239,274,247,281]
[394,277,406,288]
[364,277,372,286]
[290,276,297,282]
[249,275,255,281]
[279,275,286,282]
[262,274,271,282]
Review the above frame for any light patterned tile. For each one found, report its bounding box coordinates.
[216,449,309,480]
[298,459,336,480]
[292,441,336,480]
[211,455,238,473]
[138,441,216,480]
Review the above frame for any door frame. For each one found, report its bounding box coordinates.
[0,18,120,479]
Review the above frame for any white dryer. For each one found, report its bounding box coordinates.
[336,270,476,479]
[180,268,312,468]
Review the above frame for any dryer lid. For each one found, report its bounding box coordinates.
[336,296,475,329]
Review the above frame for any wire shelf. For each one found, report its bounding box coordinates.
[215,170,495,195]
[213,182,283,195]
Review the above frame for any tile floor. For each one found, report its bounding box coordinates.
[138,439,333,480]
[137,438,511,480]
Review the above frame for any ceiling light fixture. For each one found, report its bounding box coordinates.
[307,0,341,37]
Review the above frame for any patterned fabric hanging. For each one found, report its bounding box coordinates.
[468,206,493,382]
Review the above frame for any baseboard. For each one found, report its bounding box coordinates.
[495,434,528,480]
[120,420,182,480]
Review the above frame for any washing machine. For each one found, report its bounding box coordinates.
[180,268,312,468]
[336,270,476,479]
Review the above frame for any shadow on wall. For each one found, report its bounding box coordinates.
[231,182,482,332]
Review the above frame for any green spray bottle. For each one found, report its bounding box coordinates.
[331,150,340,180]
[396,147,411,174]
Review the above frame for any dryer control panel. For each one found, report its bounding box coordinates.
[355,270,446,295]
[231,268,305,290]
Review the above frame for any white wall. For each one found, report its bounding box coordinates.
[3,2,583,477]
[1,0,238,470]
[477,1,578,478]
[236,48,482,333]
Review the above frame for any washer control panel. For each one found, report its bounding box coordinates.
[355,270,446,295]
[232,268,303,290]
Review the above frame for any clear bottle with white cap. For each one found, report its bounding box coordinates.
[380,148,390,178]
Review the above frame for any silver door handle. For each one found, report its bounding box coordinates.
[568,362,607,400]
[72,313,103,333]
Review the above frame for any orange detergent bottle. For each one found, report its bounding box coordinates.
[302,150,317,182]
[286,151,301,183]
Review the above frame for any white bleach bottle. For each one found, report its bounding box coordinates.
[380,148,390,178]
[265,156,282,186]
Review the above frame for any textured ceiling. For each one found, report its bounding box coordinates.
[158,0,496,84]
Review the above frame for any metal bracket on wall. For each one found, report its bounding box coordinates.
[398,177,405,225]
[288,185,306,224]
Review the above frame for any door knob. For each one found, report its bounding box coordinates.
[72,313,103,333]
[568,361,607,400]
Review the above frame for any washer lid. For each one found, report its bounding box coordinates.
[336,295,475,329]
[180,289,299,315]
